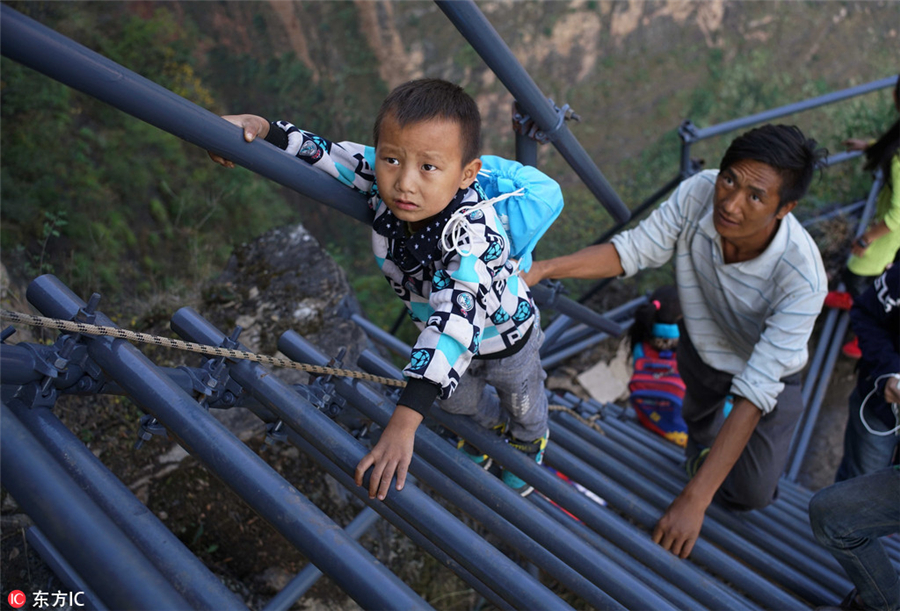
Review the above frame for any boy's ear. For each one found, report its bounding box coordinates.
[459,157,483,190]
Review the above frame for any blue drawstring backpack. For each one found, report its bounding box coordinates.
[475,155,564,272]
[441,155,564,272]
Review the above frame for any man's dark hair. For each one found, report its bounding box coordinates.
[720,124,827,210]
[373,78,482,165]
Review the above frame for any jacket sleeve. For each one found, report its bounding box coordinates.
[400,215,508,406]
[265,120,378,198]
[851,265,900,398]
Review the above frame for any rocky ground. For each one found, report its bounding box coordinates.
[0,222,860,610]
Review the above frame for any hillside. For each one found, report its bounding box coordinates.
[1,0,898,322]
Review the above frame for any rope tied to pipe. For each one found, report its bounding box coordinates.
[0,309,408,388]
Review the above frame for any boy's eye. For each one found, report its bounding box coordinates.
[422,164,437,172]
[723,175,734,186]
[383,157,399,165]
[750,193,761,203]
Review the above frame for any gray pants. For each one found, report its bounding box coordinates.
[678,330,804,511]
[440,319,548,442]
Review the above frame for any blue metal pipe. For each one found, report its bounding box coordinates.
[543,440,815,609]
[283,334,682,611]
[684,76,897,142]
[552,408,824,549]
[540,319,634,370]
[169,308,571,611]
[545,401,816,609]
[540,314,574,353]
[349,313,412,358]
[550,416,851,598]
[375,430,619,610]
[25,528,108,611]
[1,403,192,610]
[801,200,865,228]
[273,421,514,611]
[434,0,630,223]
[589,173,684,246]
[7,400,248,611]
[552,403,818,540]
[788,312,852,481]
[516,132,539,168]
[529,283,625,336]
[25,275,427,611]
[822,150,864,167]
[260,507,382,611]
[425,408,765,611]
[528,494,734,611]
[541,295,645,359]
[0,4,372,224]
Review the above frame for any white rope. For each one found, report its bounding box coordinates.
[859,373,900,436]
[1,309,407,388]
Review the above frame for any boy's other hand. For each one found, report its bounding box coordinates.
[208,114,271,168]
[355,405,423,501]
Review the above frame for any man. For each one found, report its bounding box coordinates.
[524,124,827,558]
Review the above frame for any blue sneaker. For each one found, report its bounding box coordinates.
[457,439,492,470]
[502,429,549,497]
[457,421,508,470]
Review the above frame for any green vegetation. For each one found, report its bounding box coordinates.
[1,1,895,333]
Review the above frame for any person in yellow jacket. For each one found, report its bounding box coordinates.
[829,74,900,359]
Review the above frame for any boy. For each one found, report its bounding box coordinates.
[210,79,549,500]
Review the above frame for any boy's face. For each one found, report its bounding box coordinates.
[375,113,482,231]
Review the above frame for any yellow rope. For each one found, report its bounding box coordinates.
[0,309,407,388]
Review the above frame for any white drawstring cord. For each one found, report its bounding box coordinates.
[439,189,523,257]
[859,373,900,436]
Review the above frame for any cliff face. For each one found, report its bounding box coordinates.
[177,0,897,166]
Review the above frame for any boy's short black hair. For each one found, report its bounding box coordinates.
[720,124,827,210]
[373,78,482,165]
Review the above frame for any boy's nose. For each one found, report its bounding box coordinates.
[395,169,417,194]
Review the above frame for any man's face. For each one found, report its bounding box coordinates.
[713,159,796,260]
[374,114,481,231]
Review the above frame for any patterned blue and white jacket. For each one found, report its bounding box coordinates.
[265,121,538,413]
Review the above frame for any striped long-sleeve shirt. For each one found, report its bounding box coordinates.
[611,170,827,414]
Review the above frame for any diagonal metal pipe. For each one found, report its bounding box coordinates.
[282,335,690,611]
[1,402,193,611]
[0,4,372,224]
[169,307,572,611]
[434,0,629,223]
[24,274,429,611]
[6,400,248,611]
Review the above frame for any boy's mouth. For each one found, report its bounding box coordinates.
[393,199,418,212]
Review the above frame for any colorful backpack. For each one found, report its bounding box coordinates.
[441,155,563,272]
[628,343,688,447]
